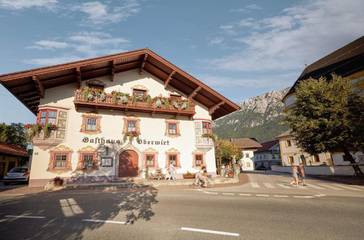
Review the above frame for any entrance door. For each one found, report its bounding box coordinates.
[118,150,138,177]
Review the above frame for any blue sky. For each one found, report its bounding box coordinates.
[1,0,364,124]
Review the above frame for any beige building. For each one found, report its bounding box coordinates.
[0,49,239,186]
[229,138,262,171]
[277,131,333,167]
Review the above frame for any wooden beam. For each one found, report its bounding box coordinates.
[25,100,40,106]
[110,60,115,81]
[19,92,38,98]
[164,70,175,88]
[23,96,39,102]
[139,53,148,74]
[76,67,82,88]
[188,86,201,100]
[209,101,224,115]
[32,76,44,98]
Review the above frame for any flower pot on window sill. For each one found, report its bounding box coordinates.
[183,172,196,179]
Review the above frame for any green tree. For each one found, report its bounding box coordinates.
[0,123,27,147]
[285,75,364,176]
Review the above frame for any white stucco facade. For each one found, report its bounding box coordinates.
[29,70,217,186]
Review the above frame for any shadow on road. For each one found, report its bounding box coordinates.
[0,181,158,240]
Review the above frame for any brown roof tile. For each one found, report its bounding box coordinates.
[229,138,262,149]
[0,143,28,157]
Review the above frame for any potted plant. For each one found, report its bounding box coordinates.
[53,177,64,186]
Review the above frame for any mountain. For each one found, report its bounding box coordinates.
[213,88,290,142]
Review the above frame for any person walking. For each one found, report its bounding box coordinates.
[298,155,306,186]
[169,162,176,181]
[290,156,300,186]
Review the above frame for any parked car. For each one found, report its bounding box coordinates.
[2,167,29,185]
[255,165,267,171]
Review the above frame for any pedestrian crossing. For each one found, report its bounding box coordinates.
[247,182,363,192]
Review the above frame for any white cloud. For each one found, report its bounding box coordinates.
[0,0,57,10]
[26,56,81,65]
[208,37,224,46]
[26,31,131,65]
[208,0,364,72]
[30,40,69,50]
[75,0,140,24]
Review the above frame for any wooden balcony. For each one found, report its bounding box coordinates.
[74,90,196,117]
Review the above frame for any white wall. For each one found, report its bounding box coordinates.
[30,70,216,184]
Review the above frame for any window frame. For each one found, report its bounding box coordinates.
[202,121,212,135]
[166,149,180,168]
[193,153,204,167]
[165,120,180,137]
[81,114,101,134]
[37,109,58,125]
[48,145,73,172]
[123,117,141,136]
[77,147,98,171]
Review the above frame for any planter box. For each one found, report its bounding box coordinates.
[183,173,196,179]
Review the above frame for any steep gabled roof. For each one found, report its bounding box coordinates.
[0,143,28,157]
[284,36,364,99]
[0,49,240,120]
[229,138,262,149]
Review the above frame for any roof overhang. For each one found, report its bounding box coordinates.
[0,48,240,120]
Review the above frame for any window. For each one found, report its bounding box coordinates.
[127,120,137,133]
[168,154,177,166]
[38,109,57,125]
[168,123,177,135]
[81,114,101,134]
[313,155,320,162]
[287,140,292,147]
[83,154,94,168]
[55,154,67,168]
[133,89,146,98]
[86,118,97,131]
[101,157,113,167]
[146,154,155,167]
[165,120,180,137]
[288,156,294,164]
[202,121,212,135]
[246,162,250,167]
[195,154,203,167]
[245,153,249,158]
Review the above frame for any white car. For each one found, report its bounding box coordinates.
[3,167,29,185]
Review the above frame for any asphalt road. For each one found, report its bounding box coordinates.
[1,185,364,240]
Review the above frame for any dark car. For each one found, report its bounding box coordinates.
[255,165,267,171]
[2,167,29,185]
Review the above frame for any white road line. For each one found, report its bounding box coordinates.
[5,215,46,219]
[222,193,235,196]
[250,182,260,188]
[305,184,325,190]
[181,227,240,237]
[263,182,275,188]
[273,195,289,198]
[204,191,218,195]
[317,184,343,190]
[277,183,292,189]
[82,219,126,225]
[239,193,252,196]
[293,195,315,199]
[256,194,270,197]
[332,184,362,191]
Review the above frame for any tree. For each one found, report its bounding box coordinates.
[0,123,27,147]
[285,75,364,176]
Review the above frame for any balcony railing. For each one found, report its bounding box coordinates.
[74,89,195,117]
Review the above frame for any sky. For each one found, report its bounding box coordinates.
[0,0,364,124]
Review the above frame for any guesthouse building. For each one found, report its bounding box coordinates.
[0,49,239,186]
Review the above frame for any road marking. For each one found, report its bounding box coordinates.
[293,195,315,199]
[5,215,46,219]
[250,182,260,188]
[256,194,270,197]
[204,191,218,195]
[222,193,235,196]
[305,184,325,190]
[277,183,292,189]
[181,227,240,237]
[82,219,126,225]
[333,184,362,191]
[317,184,342,190]
[273,195,289,198]
[263,182,275,188]
[60,198,84,217]
[239,193,252,196]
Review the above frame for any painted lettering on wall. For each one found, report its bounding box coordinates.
[82,137,123,144]
[137,139,170,145]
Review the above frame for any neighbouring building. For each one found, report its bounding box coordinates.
[281,36,364,169]
[0,143,29,178]
[277,131,333,167]
[0,49,239,186]
[283,35,364,108]
[254,140,281,169]
[230,138,262,171]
